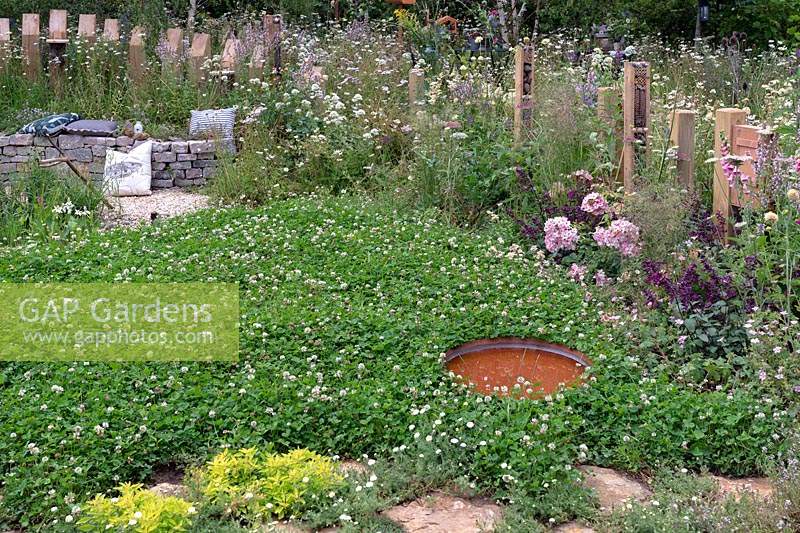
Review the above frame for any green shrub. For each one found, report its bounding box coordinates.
[77,483,196,532]
[195,448,344,520]
[0,166,103,245]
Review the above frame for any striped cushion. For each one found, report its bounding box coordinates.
[189,107,236,140]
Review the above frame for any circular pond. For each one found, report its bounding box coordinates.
[444,337,591,398]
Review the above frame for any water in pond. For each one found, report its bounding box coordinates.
[445,338,591,398]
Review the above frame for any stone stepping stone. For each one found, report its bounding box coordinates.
[578,465,652,513]
[382,492,502,532]
[148,482,188,499]
[710,475,774,501]
[553,522,596,533]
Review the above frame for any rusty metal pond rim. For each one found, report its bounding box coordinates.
[443,337,593,398]
[444,337,593,368]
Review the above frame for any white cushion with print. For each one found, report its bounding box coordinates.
[103,141,153,197]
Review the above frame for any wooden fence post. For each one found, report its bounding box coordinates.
[513,44,534,145]
[103,19,120,42]
[597,86,622,185]
[713,108,747,238]
[408,67,424,114]
[46,10,68,91]
[129,26,146,85]
[0,19,10,72]
[189,32,211,85]
[77,14,96,44]
[265,14,282,78]
[221,34,240,78]
[162,27,184,78]
[622,61,650,193]
[249,44,265,81]
[21,14,41,81]
[669,110,695,191]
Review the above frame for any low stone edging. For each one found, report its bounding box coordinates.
[0,134,234,189]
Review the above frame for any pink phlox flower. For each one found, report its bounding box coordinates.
[568,263,588,282]
[593,219,641,257]
[580,192,609,216]
[543,216,579,253]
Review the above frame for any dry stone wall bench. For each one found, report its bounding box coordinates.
[0,134,233,189]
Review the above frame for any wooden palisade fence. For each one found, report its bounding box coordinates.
[0,18,9,70]
[47,9,68,91]
[0,10,284,87]
[77,13,96,43]
[21,13,40,81]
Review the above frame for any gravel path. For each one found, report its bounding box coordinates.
[101,189,211,229]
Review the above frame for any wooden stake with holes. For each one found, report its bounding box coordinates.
[129,26,146,85]
[189,32,211,85]
[669,110,695,191]
[513,44,534,145]
[597,87,622,184]
[730,125,774,210]
[0,19,10,72]
[622,61,650,193]
[77,14,96,44]
[713,108,747,238]
[408,68,424,114]
[265,14,282,78]
[47,10,69,93]
[103,19,120,41]
[162,28,183,78]
[22,14,41,81]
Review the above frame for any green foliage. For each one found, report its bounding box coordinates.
[412,110,518,224]
[713,0,800,47]
[77,483,195,532]
[0,197,788,529]
[0,166,103,245]
[195,448,344,520]
[600,460,800,532]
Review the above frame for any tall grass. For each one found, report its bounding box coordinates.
[0,166,104,245]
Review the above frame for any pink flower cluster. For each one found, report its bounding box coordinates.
[543,217,579,253]
[719,137,750,193]
[580,192,609,216]
[568,263,588,282]
[593,219,641,257]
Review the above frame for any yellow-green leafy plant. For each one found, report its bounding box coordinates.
[197,448,344,520]
[77,483,196,532]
